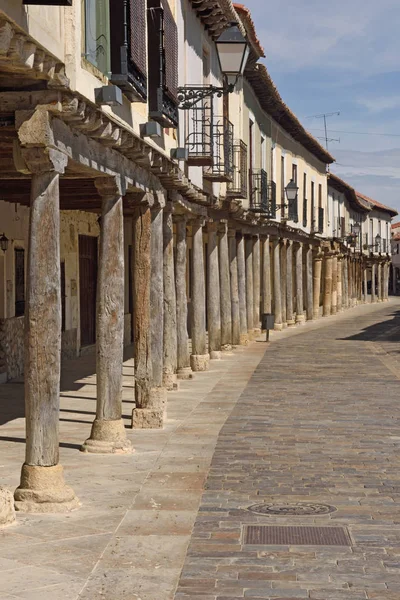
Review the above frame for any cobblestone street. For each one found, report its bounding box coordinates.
[1,300,400,599]
[175,299,400,600]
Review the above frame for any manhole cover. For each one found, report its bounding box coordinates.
[244,525,351,546]
[247,502,337,516]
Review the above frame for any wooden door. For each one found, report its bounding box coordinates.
[79,235,98,347]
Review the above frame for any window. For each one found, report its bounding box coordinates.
[148,0,179,127]
[302,173,307,227]
[83,0,111,75]
[249,119,255,197]
[15,249,25,317]
[261,136,266,171]
[311,181,315,228]
[318,183,322,207]
[292,164,297,184]
[281,155,285,217]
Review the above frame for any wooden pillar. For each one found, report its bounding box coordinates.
[305,244,313,321]
[331,254,338,315]
[343,257,349,309]
[273,239,282,330]
[280,240,287,328]
[286,240,295,326]
[323,252,333,317]
[262,236,272,315]
[371,262,376,303]
[163,204,178,389]
[175,216,192,380]
[237,234,249,344]
[295,242,305,324]
[253,235,261,333]
[82,177,132,454]
[245,236,254,336]
[190,219,209,371]
[363,262,368,303]
[219,223,233,348]
[313,249,323,320]
[377,262,383,302]
[207,222,222,359]
[228,230,240,346]
[14,148,79,512]
[337,255,343,312]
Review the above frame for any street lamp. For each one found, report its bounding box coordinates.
[177,22,250,108]
[0,233,9,252]
[352,223,361,236]
[285,179,299,203]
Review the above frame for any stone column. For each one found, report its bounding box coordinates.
[323,252,333,317]
[190,219,209,371]
[273,239,283,330]
[237,234,249,344]
[207,222,222,360]
[14,148,79,512]
[175,216,192,380]
[163,204,178,389]
[384,262,389,301]
[377,262,383,302]
[371,262,376,303]
[82,178,132,454]
[331,254,338,315]
[132,199,167,429]
[305,244,314,321]
[286,240,295,326]
[262,236,272,316]
[219,223,233,349]
[253,235,261,334]
[313,249,323,320]
[363,263,368,303]
[343,257,349,309]
[229,230,240,346]
[280,240,287,328]
[245,236,254,337]
[337,255,343,312]
[295,242,305,324]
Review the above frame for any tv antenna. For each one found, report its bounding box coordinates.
[306,111,340,150]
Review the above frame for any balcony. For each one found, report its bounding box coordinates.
[204,117,234,183]
[311,208,324,234]
[249,170,276,218]
[227,141,248,199]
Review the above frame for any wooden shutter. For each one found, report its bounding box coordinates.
[129,0,147,77]
[162,0,178,102]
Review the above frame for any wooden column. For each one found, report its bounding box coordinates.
[82,177,132,454]
[305,244,314,321]
[273,239,283,330]
[207,222,222,359]
[313,249,323,320]
[229,230,240,346]
[295,242,305,324]
[323,252,333,317]
[245,236,254,336]
[219,223,233,349]
[371,262,376,303]
[331,254,338,315]
[262,236,272,316]
[286,240,295,326]
[337,255,343,312]
[280,240,287,328]
[14,148,79,513]
[190,219,209,371]
[253,235,261,334]
[163,204,178,389]
[377,262,383,302]
[363,262,368,303]
[175,216,192,380]
[237,234,249,344]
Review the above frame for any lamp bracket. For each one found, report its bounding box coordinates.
[177,84,233,109]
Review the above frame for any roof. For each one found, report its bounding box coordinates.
[233,4,265,59]
[328,173,370,212]
[356,191,398,217]
[245,63,335,165]
[391,222,400,229]
[188,0,245,39]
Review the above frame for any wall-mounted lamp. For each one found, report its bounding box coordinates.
[0,234,9,252]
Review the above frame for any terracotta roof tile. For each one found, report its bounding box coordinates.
[233,4,265,58]
[356,191,398,217]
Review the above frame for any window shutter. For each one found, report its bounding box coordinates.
[129,0,147,78]
[161,0,178,103]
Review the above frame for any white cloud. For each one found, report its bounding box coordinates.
[356,96,400,114]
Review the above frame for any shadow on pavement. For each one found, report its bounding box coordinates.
[340,309,400,343]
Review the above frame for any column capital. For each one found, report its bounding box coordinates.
[286,239,294,247]
[207,220,219,233]
[95,176,123,198]
[19,146,67,175]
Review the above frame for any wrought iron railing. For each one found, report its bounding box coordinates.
[382,238,388,253]
[185,95,213,167]
[249,170,276,218]
[204,116,234,183]
[227,140,248,199]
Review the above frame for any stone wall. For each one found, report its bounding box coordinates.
[0,316,25,381]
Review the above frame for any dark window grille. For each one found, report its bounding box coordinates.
[382,238,387,253]
[15,249,25,317]
[288,196,298,222]
[302,173,307,227]
[228,140,248,199]
[110,0,147,101]
[318,207,324,233]
[185,96,213,167]
[204,116,234,183]
[363,233,368,249]
[249,170,276,218]
[340,216,346,238]
[147,0,178,127]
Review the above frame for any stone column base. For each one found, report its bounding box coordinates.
[14,464,80,513]
[177,367,194,380]
[0,487,16,527]
[132,387,167,429]
[282,322,288,329]
[163,371,179,391]
[239,333,249,346]
[190,353,210,372]
[331,307,338,315]
[296,314,306,324]
[81,419,133,454]
[252,328,262,338]
[221,344,233,352]
[210,350,222,360]
[287,319,296,327]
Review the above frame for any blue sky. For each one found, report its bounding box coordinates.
[243,0,400,212]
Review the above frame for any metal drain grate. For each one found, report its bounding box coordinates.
[244,525,352,546]
[247,503,337,516]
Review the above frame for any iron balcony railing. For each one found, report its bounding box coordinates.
[204,116,234,183]
[311,207,324,234]
[227,140,248,199]
[249,170,276,218]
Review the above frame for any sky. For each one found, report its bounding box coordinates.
[242,0,400,213]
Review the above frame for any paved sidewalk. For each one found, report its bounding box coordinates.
[175,298,400,600]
